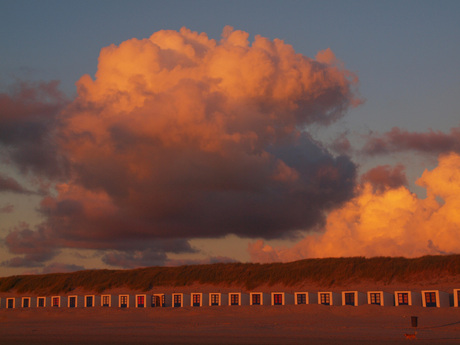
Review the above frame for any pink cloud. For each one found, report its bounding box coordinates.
[363,127,460,155]
[360,164,408,192]
[0,204,14,214]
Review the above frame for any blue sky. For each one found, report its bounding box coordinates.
[1,0,459,276]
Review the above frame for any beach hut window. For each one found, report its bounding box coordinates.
[398,293,408,305]
[137,295,145,307]
[273,294,283,305]
[252,294,261,305]
[23,298,30,308]
[320,293,330,305]
[425,292,437,307]
[211,294,219,306]
[344,293,355,306]
[86,296,93,307]
[370,293,381,305]
[230,294,239,305]
[52,297,59,307]
[174,294,182,307]
[120,295,128,308]
[102,295,110,307]
[69,296,76,308]
[38,297,45,307]
[297,293,307,305]
[193,294,201,307]
[7,299,14,308]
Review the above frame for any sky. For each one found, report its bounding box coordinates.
[1,0,460,276]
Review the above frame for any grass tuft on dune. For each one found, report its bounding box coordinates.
[1,255,459,294]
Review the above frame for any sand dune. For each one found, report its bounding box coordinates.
[1,261,459,344]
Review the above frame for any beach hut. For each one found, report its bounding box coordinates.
[67,295,83,308]
[228,292,249,306]
[37,296,47,308]
[85,295,95,307]
[394,291,421,306]
[250,292,270,306]
[422,290,450,308]
[6,297,15,309]
[294,292,306,305]
[51,296,61,307]
[342,291,366,306]
[272,292,283,305]
[21,297,32,308]
[119,294,130,308]
[318,292,341,306]
[454,289,460,307]
[172,293,183,308]
[151,294,166,307]
[228,292,240,306]
[67,295,81,308]
[135,294,147,308]
[191,293,208,307]
[209,293,222,306]
[367,291,393,306]
[294,292,317,305]
[190,293,202,307]
[101,294,113,307]
[271,292,294,306]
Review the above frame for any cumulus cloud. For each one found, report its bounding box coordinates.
[363,126,460,155]
[3,27,360,268]
[0,81,68,179]
[249,153,460,262]
[2,223,59,267]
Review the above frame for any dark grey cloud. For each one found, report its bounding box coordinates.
[41,263,85,274]
[101,249,168,269]
[0,81,68,179]
[2,224,59,267]
[0,173,32,194]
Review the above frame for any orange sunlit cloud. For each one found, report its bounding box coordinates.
[249,152,460,262]
[3,27,360,268]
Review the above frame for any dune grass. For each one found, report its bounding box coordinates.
[0,255,459,294]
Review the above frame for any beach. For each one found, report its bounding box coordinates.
[1,301,459,344]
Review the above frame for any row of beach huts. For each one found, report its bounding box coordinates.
[2,289,460,309]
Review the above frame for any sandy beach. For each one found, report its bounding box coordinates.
[1,280,459,344]
[1,301,459,345]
